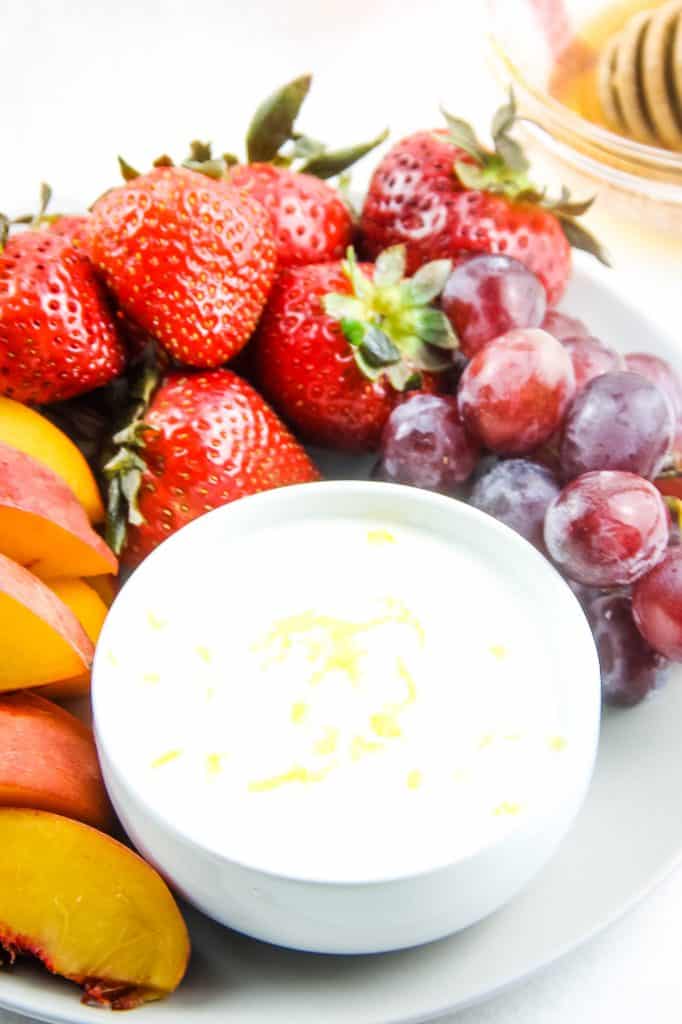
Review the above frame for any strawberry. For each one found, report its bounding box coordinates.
[360,94,607,306]
[225,76,386,267]
[0,231,125,404]
[40,212,152,361]
[10,185,94,256]
[87,166,277,368]
[252,245,457,452]
[15,192,155,366]
[46,214,92,253]
[228,163,352,267]
[132,76,385,271]
[34,213,152,364]
[104,367,319,567]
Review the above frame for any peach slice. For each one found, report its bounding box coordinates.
[0,553,93,689]
[0,692,112,830]
[38,580,109,699]
[0,442,117,579]
[88,573,118,608]
[0,397,104,523]
[0,808,190,1008]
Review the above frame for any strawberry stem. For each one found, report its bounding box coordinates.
[442,90,610,267]
[298,130,390,180]
[102,353,161,555]
[323,245,457,389]
[119,75,387,185]
[0,183,59,246]
[118,156,140,182]
[246,74,313,163]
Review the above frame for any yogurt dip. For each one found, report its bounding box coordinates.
[95,509,577,883]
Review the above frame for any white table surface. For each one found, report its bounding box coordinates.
[2,1,682,1022]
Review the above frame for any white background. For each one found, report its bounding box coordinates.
[2,1,682,1021]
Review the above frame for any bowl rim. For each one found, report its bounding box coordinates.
[487,25,682,184]
[93,479,601,887]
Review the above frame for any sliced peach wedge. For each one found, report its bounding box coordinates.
[0,809,190,1008]
[88,573,118,608]
[0,397,104,523]
[0,553,93,689]
[39,579,109,700]
[0,692,112,830]
[0,443,117,580]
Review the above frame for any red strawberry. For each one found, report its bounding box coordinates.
[0,232,125,404]
[88,167,277,368]
[11,185,94,256]
[138,76,384,271]
[43,214,152,361]
[360,95,607,307]
[105,368,319,567]
[253,245,456,452]
[229,163,352,267]
[47,214,92,253]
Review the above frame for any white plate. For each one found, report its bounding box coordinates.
[2,252,682,1024]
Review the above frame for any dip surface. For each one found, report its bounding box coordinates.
[96,515,574,881]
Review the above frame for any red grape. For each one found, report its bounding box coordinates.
[586,590,669,706]
[560,371,674,481]
[441,254,546,358]
[674,427,682,461]
[565,578,601,612]
[626,352,682,460]
[376,393,479,492]
[542,309,591,342]
[530,437,562,475]
[632,548,682,659]
[544,470,669,586]
[624,352,682,419]
[562,336,624,392]
[469,459,560,549]
[457,328,575,454]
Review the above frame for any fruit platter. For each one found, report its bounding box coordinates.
[1,76,682,1023]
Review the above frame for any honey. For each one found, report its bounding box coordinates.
[550,0,680,146]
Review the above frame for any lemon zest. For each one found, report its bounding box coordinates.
[314,727,339,756]
[367,528,396,545]
[249,762,334,792]
[493,801,521,816]
[151,749,182,769]
[291,701,308,724]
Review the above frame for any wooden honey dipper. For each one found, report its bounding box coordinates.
[598,0,682,149]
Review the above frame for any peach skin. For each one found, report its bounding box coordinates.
[0,397,104,522]
[0,808,190,1008]
[39,580,109,699]
[0,692,112,830]
[0,442,117,579]
[0,552,93,689]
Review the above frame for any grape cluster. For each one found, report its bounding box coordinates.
[373,254,682,707]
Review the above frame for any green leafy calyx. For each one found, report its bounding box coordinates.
[245,75,388,180]
[1,183,60,248]
[124,75,388,186]
[442,90,610,267]
[323,246,457,390]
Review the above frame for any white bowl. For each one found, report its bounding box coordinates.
[93,480,600,954]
